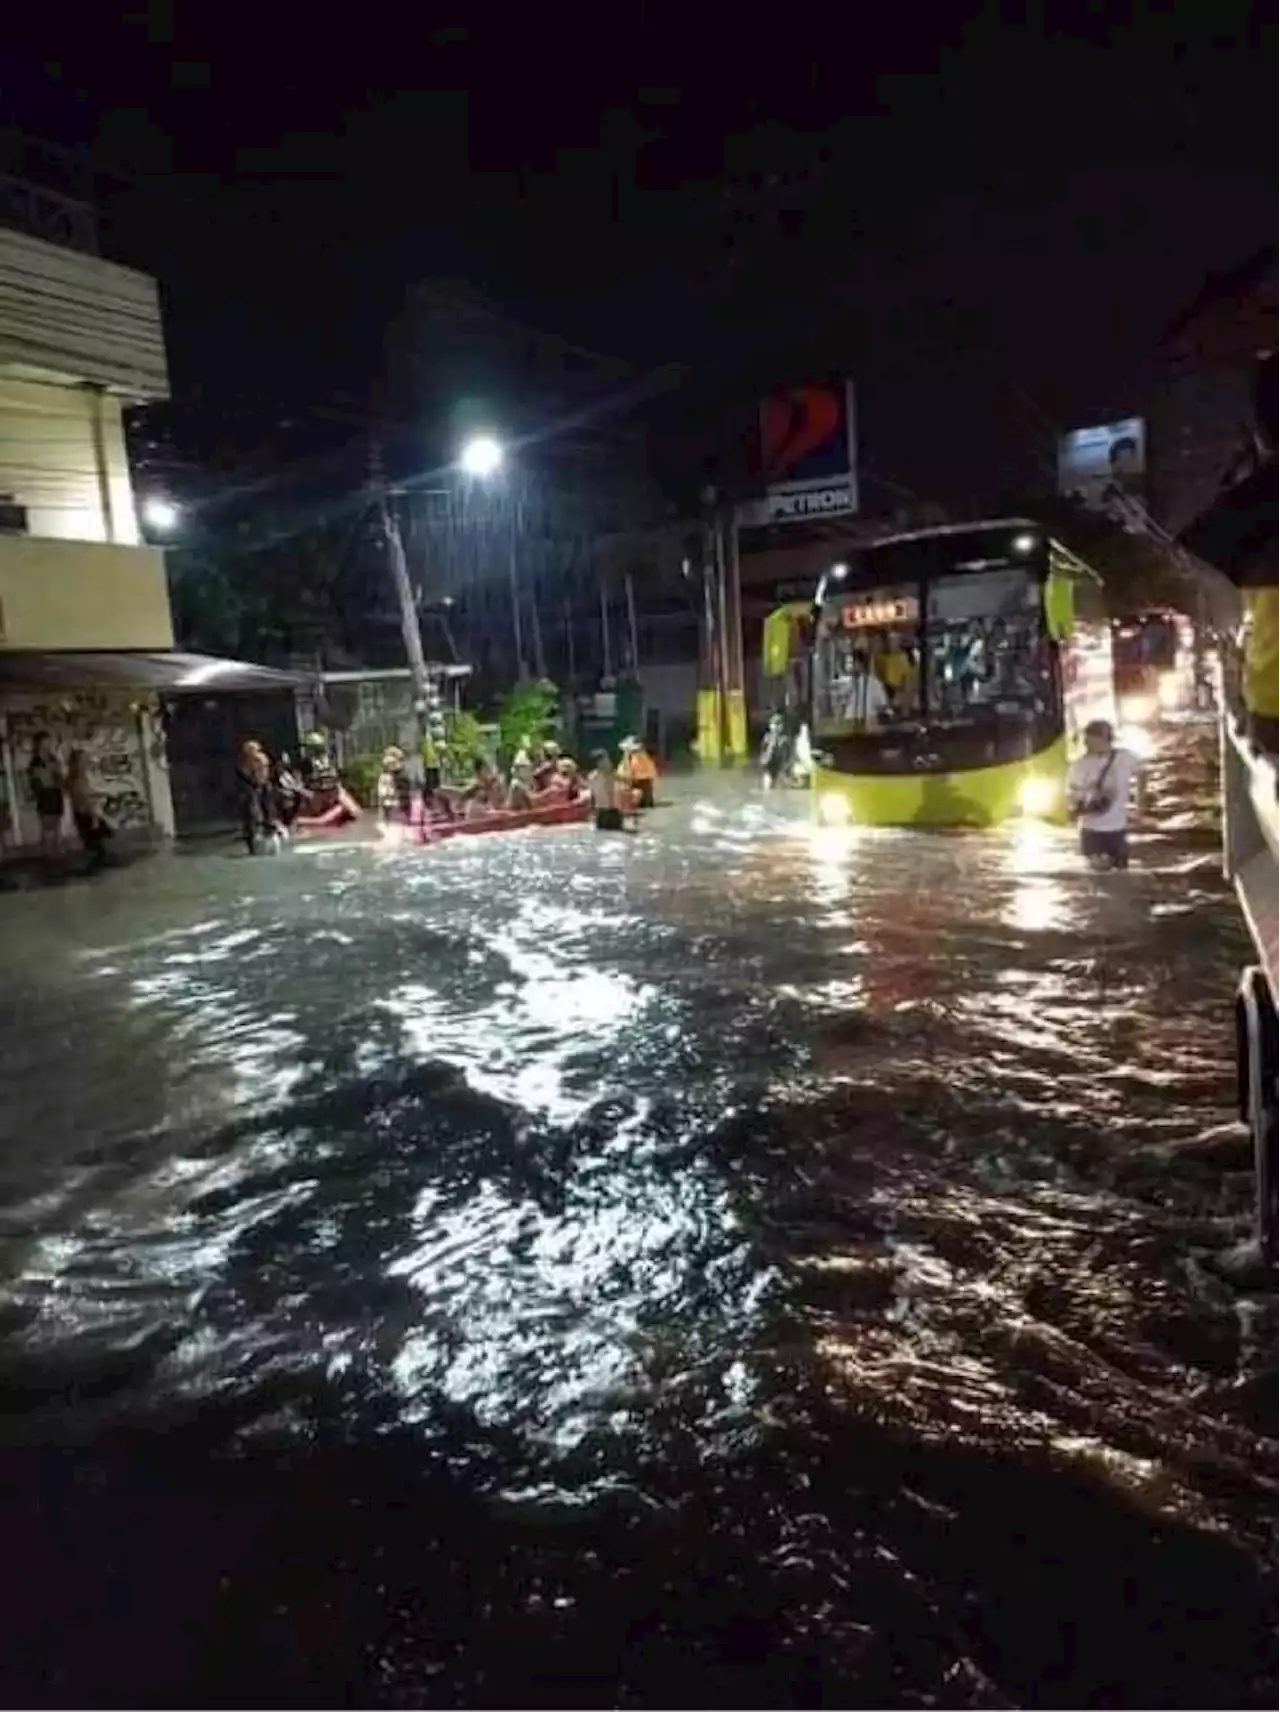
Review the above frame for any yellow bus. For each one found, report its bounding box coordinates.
[770,519,1113,828]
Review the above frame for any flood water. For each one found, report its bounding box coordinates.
[0,729,1274,1708]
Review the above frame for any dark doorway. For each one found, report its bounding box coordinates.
[164,692,297,835]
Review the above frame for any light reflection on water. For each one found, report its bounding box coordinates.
[0,733,1273,1709]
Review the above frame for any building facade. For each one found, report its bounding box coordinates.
[0,218,176,846]
[1147,247,1278,539]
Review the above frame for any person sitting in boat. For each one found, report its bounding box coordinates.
[556,757,587,800]
[273,752,304,832]
[295,729,361,827]
[460,756,506,818]
[299,729,339,797]
[507,750,578,812]
[617,736,658,808]
[376,745,413,830]
[529,741,562,794]
[510,739,535,796]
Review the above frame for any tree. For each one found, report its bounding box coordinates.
[497,679,559,760]
[166,499,399,667]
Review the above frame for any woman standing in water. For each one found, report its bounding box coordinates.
[65,749,113,871]
[236,740,280,854]
[26,733,66,854]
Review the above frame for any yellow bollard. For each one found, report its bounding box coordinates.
[695,688,723,763]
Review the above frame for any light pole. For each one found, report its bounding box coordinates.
[375,433,507,759]
[370,438,431,734]
[458,433,521,677]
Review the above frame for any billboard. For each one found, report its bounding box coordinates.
[1057,418,1147,525]
[741,380,858,526]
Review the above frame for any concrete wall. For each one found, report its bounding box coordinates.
[0,375,141,542]
[0,532,174,650]
[1,688,174,848]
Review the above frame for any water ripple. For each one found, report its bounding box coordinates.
[0,729,1272,1707]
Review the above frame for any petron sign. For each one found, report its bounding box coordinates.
[739,380,859,527]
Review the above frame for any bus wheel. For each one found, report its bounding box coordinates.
[1235,966,1278,1271]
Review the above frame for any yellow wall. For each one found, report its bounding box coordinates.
[0,375,140,543]
[0,533,173,650]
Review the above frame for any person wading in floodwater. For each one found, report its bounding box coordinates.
[236,740,281,855]
[1066,718,1143,871]
[588,750,633,832]
[65,749,113,871]
[618,736,658,809]
[26,733,66,857]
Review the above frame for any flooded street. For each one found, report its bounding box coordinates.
[0,730,1274,1709]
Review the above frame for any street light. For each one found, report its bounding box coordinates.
[458,434,504,479]
[142,496,180,533]
[814,561,850,610]
[458,433,528,677]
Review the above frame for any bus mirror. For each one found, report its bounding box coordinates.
[1044,571,1075,642]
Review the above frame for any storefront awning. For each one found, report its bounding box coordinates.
[0,650,303,695]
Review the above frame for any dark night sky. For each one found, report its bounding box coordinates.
[5,3,1275,507]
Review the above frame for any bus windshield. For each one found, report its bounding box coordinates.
[811,528,1060,772]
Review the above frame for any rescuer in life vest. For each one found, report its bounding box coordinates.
[296,729,362,828]
[1243,585,1278,756]
[617,736,658,808]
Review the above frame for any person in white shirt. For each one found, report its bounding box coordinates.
[1066,719,1142,870]
[841,655,890,726]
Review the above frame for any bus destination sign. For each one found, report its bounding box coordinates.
[841,595,919,631]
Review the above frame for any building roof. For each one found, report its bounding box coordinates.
[316,666,471,684]
[0,649,303,695]
[1162,247,1278,367]
[1178,457,1277,588]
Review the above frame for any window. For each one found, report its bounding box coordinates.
[812,584,920,734]
[923,568,1050,721]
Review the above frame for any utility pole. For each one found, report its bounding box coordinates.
[696,489,724,764]
[723,504,748,760]
[624,570,641,674]
[508,492,526,680]
[599,568,614,680]
[370,433,430,746]
[563,596,577,682]
[711,492,734,760]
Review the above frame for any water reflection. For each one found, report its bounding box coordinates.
[0,734,1273,1709]
[999,824,1073,934]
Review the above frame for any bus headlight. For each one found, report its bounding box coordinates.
[1017,776,1058,818]
[1119,692,1157,725]
[1118,723,1153,760]
[1157,672,1180,711]
[818,791,853,826]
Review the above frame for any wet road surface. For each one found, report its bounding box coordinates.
[0,731,1274,1707]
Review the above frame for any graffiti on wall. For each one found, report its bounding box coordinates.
[4,691,154,832]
